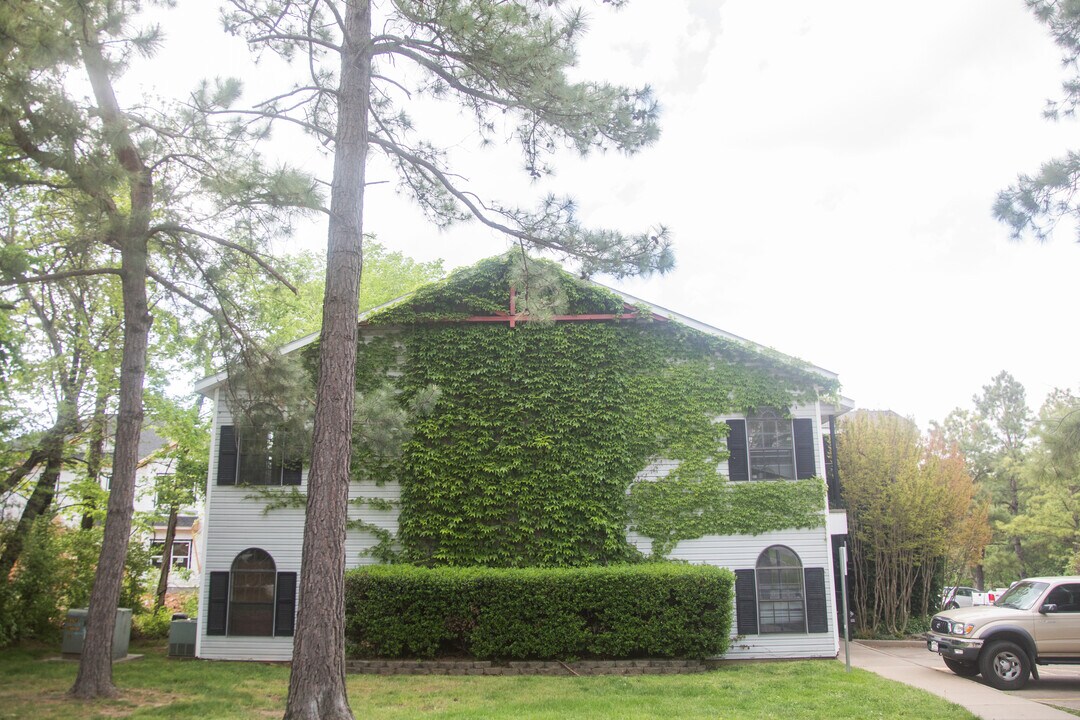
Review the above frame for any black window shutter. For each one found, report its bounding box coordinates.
[217,425,238,486]
[727,420,749,482]
[207,571,230,635]
[793,418,816,479]
[275,572,297,637]
[735,569,758,635]
[804,567,828,633]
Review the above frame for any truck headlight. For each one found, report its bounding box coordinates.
[951,622,974,635]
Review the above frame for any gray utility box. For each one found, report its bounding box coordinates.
[168,618,197,658]
[62,608,132,660]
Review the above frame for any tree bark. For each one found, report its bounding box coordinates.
[153,505,178,610]
[0,432,64,579]
[70,233,151,699]
[283,3,370,718]
[0,448,46,498]
[0,338,82,577]
[70,27,154,699]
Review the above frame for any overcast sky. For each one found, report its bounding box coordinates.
[127,1,1080,428]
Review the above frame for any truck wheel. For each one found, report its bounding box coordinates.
[946,602,960,610]
[978,640,1031,690]
[943,658,980,677]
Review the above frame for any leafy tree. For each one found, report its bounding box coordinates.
[838,411,987,635]
[142,396,209,611]
[995,0,1080,240]
[1010,389,1080,573]
[0,211,120,579]
[208,242,444,352]
[0,0,318,698]
[221,0,672,716]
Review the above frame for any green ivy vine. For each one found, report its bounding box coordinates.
[291,254,834,567]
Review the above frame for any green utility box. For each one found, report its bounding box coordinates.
[62,608,132,660]
[168,615,197,658]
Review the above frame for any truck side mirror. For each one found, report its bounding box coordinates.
[1040,603,1059,614]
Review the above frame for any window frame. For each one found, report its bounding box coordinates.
[746,409,796,481]
[756,545,807,635]
[227,548,277,637]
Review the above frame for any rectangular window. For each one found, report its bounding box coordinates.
[236,427,301,486]
[151,540,191,569]
[747,411,795,480]
[758,566,806,634]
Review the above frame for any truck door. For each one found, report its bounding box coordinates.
[1034,583,1080,658]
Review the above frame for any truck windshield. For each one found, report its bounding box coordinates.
[995,581,1049,610]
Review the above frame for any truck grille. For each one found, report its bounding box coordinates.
[931,616,951,634]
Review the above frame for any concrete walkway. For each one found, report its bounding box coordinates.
[842,640,1078,720]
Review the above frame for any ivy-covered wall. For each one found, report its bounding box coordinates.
[303,254,834,567]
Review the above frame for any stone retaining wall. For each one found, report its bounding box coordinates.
[346,658,713,676]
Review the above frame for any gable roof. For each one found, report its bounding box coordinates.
[196,254,851,412]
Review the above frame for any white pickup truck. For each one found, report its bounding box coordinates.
[942,586,1008,610]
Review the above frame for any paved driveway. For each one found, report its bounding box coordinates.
[850,640,1080,718]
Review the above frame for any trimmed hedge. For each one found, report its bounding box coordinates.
[344,563,733,660]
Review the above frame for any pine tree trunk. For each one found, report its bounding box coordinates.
[70,27,153,698]
[69,232,151,698]
[154,505,179,610]
[283,3,370,718]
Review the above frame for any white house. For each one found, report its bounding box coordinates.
[193,258,852,661]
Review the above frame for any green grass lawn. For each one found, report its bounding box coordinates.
[0,641,976,719]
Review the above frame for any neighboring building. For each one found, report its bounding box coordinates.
[0,427,203,596]
[193,257,852,661]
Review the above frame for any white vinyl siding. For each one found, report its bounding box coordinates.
[196,391,400,661]
[198,391,839,660]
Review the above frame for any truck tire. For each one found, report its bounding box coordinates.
[978,640,1031,690]
[943,658,980,677]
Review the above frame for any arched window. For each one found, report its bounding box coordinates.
[229,548,277,636]
[206,549,296,638]
[756,545,806,634]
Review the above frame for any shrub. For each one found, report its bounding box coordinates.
[345,563,733,660]
[132,606,173,640]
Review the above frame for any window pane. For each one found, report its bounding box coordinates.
[233,548,275,571]
[759,545,801,569]
[238,427,273,485]
[231,570,275,603]
[228,603,274,636]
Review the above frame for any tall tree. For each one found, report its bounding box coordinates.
[0,1,317,698]
[995,0,1080,240]
[940,371,1033,586]
[222,1,672,716]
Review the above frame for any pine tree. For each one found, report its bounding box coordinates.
[220,1,672,716]
[995,1,1080,240]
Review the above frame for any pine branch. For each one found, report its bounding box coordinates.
[0,268,123,287]
[247,32,342,52]
[149,223,299,294]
